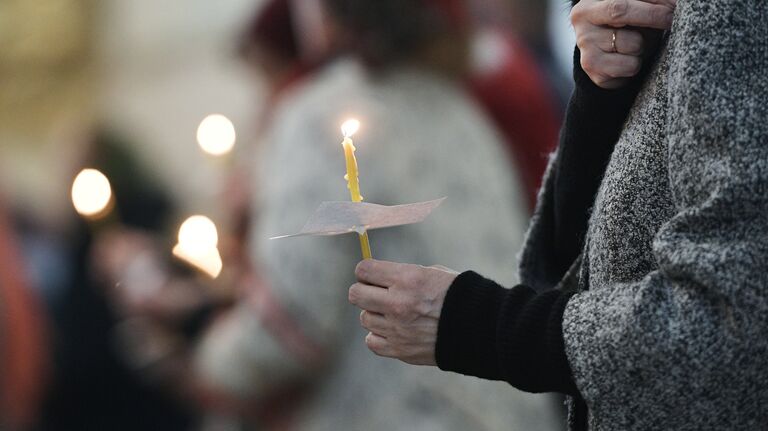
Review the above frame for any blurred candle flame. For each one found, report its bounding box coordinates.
[172,215,223,278]
[71,169,113,219]
[197,114,236,156]
[341,119,360,138]
[177,215,218,250]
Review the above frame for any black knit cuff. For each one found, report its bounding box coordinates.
[436,271,579,396]
[436,271,506,380]
[498,284,579,395]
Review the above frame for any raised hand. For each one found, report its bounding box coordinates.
[571,0,676,88]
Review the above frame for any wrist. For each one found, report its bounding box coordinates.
[435,271,507,380]
[436,271,580,395]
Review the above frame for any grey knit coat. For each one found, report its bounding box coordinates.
[520,1,768,429]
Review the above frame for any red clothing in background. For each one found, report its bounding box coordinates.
[0,204,48,430]
[469,30,562,211]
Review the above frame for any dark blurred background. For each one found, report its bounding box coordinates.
[0,1,574,430]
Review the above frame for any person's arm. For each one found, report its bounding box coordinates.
[435,272,578,394]
[351,260,579,394]
[520,0,672,290]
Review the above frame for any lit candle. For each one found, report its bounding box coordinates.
[71,168,115,221]
[340,119,372,259]
[197,114,236,157]
[172,215,224,279]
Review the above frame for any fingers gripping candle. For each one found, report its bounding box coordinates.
[340,119,372,259]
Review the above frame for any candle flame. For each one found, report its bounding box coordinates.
[71,169,113,219]
[177,215,219,250]
[172,244,223,279]
[197,114,236,156]
[173,215,223,278]
[341,119,360,138]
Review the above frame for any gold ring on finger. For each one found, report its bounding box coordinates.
[611,30,618,53]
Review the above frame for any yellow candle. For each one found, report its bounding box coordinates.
[340,119,372,259]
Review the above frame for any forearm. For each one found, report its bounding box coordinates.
[436,271,578,395]
[519,46,655,290]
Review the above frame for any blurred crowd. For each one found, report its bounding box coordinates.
[0,0,572,429]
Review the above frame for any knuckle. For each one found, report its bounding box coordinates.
[580,52,596,73]
[348,284,360,304]
[575,33,589,50]
[569,5,584,25]
[364,334,378,351]
[359,310,368,326]
[354,261,368,280]
[608,0,628,19]
[364,333,378,349]
[366,335,391,357]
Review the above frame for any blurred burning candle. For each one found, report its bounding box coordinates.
[172,215,223,279]
[340,119,372,259]
[71,168,114,219]
[197,114,236,156]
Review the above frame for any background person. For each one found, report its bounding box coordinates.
[191,0,561,429]
[0,200,48,431]
[467,24,562,211]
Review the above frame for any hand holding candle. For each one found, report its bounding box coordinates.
[340,119,372,259]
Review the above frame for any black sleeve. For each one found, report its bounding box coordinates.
[435,271,579,396]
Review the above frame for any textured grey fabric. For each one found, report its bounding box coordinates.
[521,1,768,429]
